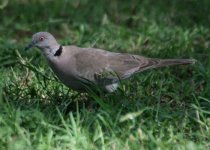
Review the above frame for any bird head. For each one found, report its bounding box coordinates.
[25,32,60,56]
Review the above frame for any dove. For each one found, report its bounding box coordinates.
[25,32,196,92]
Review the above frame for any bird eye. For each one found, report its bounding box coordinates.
[39,37,44,41]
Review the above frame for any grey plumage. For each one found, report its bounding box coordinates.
[25,32,196,92]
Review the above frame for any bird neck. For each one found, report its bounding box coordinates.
[42,44,62,58]
[54,45,63,56]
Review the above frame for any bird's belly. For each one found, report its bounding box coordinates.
[53,68,118,92]
[48,61,85,91]
[56,71,86,91]
[55,67,83,89]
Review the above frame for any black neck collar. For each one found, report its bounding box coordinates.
[54,45,63,56]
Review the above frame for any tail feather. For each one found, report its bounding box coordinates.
[138,58,196,72]
[157,58,196,67]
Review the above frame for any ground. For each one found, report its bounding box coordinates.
[0,0,210,149]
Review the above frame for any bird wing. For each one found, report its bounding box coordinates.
[73,48,148,84]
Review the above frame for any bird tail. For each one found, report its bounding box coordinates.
[155,58,196,67]
[139,58,196,72]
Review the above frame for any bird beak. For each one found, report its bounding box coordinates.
[25,41,35,50]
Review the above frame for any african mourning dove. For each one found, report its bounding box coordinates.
[25,32,196,92]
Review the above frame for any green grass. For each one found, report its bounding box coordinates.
[0,0,210,149]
